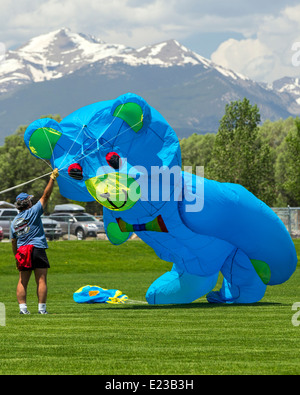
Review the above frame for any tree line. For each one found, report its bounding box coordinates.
[181,98,300,207]
[0,98,299,213]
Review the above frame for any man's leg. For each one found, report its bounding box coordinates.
[34,268,48,313]
[17,270,32,313]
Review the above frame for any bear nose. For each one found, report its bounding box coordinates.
[85,173,140,211]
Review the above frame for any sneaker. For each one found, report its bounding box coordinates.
[38,311,48,315]
[20,310,30,315]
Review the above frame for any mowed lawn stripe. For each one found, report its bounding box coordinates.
[0,240,299,375]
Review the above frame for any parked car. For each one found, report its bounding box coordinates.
[0,208,19,238]
[0,207,63,240]
[0,226,3,241]
[0,201,15,208]
[49,212,104,239]
[53,204,85,213]
[41,216,62,240]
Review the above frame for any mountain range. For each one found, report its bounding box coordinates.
[0,27,299,144]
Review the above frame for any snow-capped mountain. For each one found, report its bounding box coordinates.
[0,27,248,94]
[0,28,127,92]
[271,77,300,105]
[0,28,299,144]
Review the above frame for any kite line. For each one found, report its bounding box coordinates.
[0,104,143,197]
[0,171,52,196]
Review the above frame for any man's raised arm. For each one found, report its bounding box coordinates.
[40,169,59,209]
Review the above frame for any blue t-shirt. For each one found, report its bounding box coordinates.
[11,201,48,249]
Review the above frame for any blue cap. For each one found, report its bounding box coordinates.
[16,193,33,201]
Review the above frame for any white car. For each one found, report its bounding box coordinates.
[49,212,104,239]
[41,216,62,240]
[0,208,19,238]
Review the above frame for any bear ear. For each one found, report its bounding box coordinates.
[112,93,152,133]
[24,118,62,160]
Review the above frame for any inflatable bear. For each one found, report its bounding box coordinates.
[24,93,297,304]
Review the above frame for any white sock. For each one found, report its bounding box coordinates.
[19,303,28,313]
[38,303,46,313]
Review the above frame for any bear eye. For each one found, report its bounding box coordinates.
[68,163,83,180]
[106,152,122,170]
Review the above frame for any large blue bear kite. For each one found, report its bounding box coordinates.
[24,93,297,304]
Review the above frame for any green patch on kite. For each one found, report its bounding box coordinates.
[106,222,131,245]
[29,127,62,159]
[113,103,144,133]
[251,259,271,285]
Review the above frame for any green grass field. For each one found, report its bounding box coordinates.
[0,239,299,375]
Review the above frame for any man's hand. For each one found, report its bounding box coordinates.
[50,168,59,181]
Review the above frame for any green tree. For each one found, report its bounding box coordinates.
[275,118,300,206]
[0,116,68,212]
[208,98,276,205]
[180,133,215,174]
[0,127,48,202]
[258,117,296,152]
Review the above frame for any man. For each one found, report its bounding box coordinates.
[11,168,59,315]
